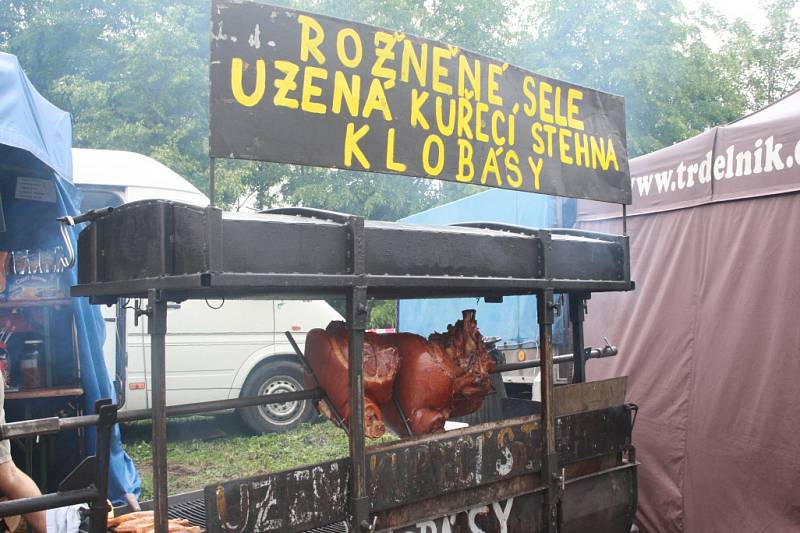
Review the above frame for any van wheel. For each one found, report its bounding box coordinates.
[239,360,314,434]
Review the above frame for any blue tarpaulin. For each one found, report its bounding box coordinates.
[397,189,573,347]
[0,52,140,502]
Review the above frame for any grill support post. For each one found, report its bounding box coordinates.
[89,399,116,533]
[347,286,369,531]
[148,290,169,533]
[345,215,371,532]
[538,289,562,533]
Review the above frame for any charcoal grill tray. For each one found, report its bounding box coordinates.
[72,200,631,302]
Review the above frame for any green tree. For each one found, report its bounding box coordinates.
[368,300,397,329]
[717,0,800,111]
[517,0,747,157]
[3,0,797,220]
[1,0,265,206]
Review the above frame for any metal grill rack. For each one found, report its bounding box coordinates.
[0,201,636,533]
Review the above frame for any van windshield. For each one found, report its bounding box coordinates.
[79,188,125,212]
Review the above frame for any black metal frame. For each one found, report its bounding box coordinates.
[70,203,632,304]
[0,399,116,533]
[0,390,330,526]
[0,206,634,533]
[0,301,624,533]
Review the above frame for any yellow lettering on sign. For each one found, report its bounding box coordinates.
[344,123,370,169]
[298,15,325,65]
[505,149,522,188]
[362,78,392,121]
[531,122,545,155]
[458,55,481,102]
[553,86,567,127]
[401,40,427,87]
[411,89,430,130]
[539,81,553,123]
[435,97,456,136]
[522,76,536,117]
[590,136,602,170]
[372,31,397,81]
[527,156,543,190]
[456,139,474,182]
[301,66,328,114]
[386,128,407,172]
[480,148,502,186]
[475,102,489,143]
[542,124,557,157]
[574,132,589,166]
[432,46,453,95]
[422,134,445,175]
[273,60,300,109]
[487,63,504,106]
[602,137,620,171]
[457,97,473,139]
[491,110,506,146]
[558,128,573,164]
[332,71,361,116]
[230,58,265,107]
[336,28,363,68]
[567,88,584,130]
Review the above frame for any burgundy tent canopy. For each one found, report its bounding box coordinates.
[577,90,800,532]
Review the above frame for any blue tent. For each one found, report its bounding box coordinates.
[397,189,574,347]
[0,52,140,503]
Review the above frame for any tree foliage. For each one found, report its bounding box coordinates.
[515,0,752,156]
[716,0,800,110]
[2,0,798,217]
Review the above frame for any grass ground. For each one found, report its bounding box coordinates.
[122,415,395,501]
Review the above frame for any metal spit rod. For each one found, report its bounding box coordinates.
[0,339,618,442]
[0,388,325,441]
[0,346,617,442]
[492,345,617,374]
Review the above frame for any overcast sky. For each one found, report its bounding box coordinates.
[689,0,764,25]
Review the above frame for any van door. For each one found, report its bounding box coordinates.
[124,303,149,409]
[142,299,275,407]
[97,302,147,411]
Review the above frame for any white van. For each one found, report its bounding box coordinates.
[72,148,343,432]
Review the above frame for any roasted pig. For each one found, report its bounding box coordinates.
[304,310,494,438]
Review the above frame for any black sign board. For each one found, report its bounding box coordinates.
[210,0,631,203]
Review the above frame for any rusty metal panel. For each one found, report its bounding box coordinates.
[206,407,630,533]
[555,376,627,417]
[74,201,632,301]
[372,475,544,532]
[208,459,350,533]
[556,406,631,466]
[561,464,638,533]
[375,463,637,532]
[366,415,543,510]
[378,489,545,533]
